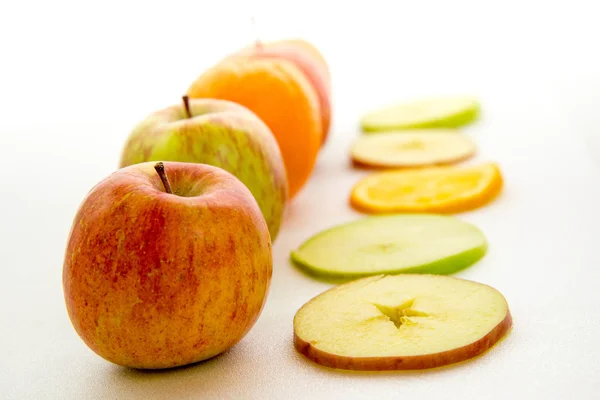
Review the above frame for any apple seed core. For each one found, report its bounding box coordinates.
[373,299,429,328]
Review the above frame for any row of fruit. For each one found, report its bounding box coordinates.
[62,38,334,370]
[119,39,331,241]
[289,98,513,370]
[61,37,512,373]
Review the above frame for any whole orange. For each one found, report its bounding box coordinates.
[187,57,322,199]
[234,39,332,145]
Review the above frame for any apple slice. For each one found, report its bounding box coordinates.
[351,129,476,168]
[360,97,480,133]
[294,274,512,371]
[291,214,486,279]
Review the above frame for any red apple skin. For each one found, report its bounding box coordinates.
[63,162,272,369]
[294,310,512,371]
[234,40,332,145]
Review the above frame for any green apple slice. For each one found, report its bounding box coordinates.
[290,214,487,279]
[294,274,512,370]
[360,97,480,133]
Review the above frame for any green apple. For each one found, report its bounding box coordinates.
[294,274,512,370]
[291,214,487,280]
[63,161,272,369]
[119,96,288,241]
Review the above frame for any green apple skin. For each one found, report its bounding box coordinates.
[291,244,486,282]
[361,100,481,133]
[63,162,272,369]
[119,98,288,241]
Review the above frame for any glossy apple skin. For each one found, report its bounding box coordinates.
[63,162,272,369]
[235,40,332,145]
[119,98,288,241]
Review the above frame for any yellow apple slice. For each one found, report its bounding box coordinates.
[351,130,476,168]
[361,97,480,133]
[294,274,512,371]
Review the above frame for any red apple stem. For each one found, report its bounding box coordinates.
[251,16,263,49]
[154,162,173,194]
[182,95,192,119]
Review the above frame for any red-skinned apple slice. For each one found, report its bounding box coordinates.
[294,274,512,371]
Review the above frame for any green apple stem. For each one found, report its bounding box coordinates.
[154,162,173,194]
[182,95,192,119]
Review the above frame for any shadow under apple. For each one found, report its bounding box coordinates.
[100,348,239,399]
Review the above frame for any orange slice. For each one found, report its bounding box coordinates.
[350,162,503,214]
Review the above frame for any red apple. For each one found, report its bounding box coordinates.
[63,161,272,369]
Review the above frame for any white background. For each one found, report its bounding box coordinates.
[1,1,600,398]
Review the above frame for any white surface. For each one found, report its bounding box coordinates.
[2,1,600,399]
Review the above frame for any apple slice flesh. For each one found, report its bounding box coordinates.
[291,214,487,279]
[294,274,512,371]
[351,129,476,168]
[361,97,480,133]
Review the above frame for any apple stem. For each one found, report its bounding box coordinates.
[154,162,173,194]
[182,95,192,119]
[251,15,263,49]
